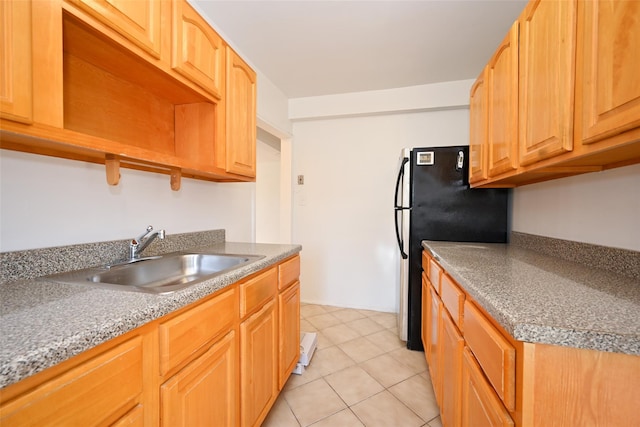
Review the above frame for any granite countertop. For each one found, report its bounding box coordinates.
[0,239,301,389]
[422,241,640,356]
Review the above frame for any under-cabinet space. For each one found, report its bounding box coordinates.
[63,13,218,164]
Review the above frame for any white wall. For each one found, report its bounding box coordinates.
[255,138,281,243]
[512,163,640,251]
[292,107,470,312]
[0,150,255,252]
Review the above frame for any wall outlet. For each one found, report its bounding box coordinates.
[297,175,304,185]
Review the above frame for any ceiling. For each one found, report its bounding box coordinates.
[194,1,528,99]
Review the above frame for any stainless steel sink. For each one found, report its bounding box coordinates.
[45,252,264,294]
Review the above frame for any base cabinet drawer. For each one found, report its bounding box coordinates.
[463,300,515,411]
[0,336,145,426]
[461,347,514,427]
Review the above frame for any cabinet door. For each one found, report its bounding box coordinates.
[225,47,257,178]
[0,337,144,426]
[441,309,464,427]
[487,21,519,177]
[0,0,32,123]
[469,68,488,183]
[461,347,514,427]
[241,299,278,427]
[162,331,238,427]
[278,281,300,389]
[427,285,442,406]
[421,273,429,351]
[519,0,576,166]
[67,0,164,59]
[172,0,225,98]
[576,0,640,145]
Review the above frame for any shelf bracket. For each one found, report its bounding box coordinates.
[105,155,121,186]
[170,169,182,191]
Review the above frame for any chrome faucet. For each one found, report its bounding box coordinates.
[129,225,165,260]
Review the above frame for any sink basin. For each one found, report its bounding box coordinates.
[45,252,265,294]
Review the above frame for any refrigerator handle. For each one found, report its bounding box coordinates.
[394,157,409,259]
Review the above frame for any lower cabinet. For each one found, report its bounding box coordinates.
[0,254,302,427]
[161,331,237,427]
[279,281,301,389]
[240,299,278,427]
[0,334,150,426]
[461,347,514,427]
[440,309,464,427]
[422,249,639,426]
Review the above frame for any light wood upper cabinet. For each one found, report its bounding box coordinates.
[575,0,640,146]
[518,0,576,166]
[469,69,488,184]
[66,0,165,59]
[161,331,237,427]
[487,21,519,177]
[0,0,33,124]
[172,0,225,99]
[225,46,257,178]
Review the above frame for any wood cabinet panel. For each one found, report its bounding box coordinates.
[518,0,576,166]
[0,336,144,426]
[487,21,519,177]
[66,0,164,59]
[440,308,464,427]
[461,347,514,427]
[421,273,429,351]
[440,273,465,331]
[427,285,442,406]
[112,404,145,427]
[0,0,33,124]
[241,299,278,427]
[225,46,257,177]
[429,259,442,294]
[159,288,237,376]
[278,281,300,389]
[161,331,237,427]
[469,69,488,183]
[240,267,277,318]
[575,0,640,145]
[278,255,301,291]
[172,0,224,98]
[463,301,515,412]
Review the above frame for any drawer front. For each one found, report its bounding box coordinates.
[240,267,277,318]
[429,259,442,293]
[278,255,300,291]
[461,347,514,427]
[0,337,143,425]
[159,288,237,376]
[463,301,515,411]
[440,273,465,331]
[422,251,430,275]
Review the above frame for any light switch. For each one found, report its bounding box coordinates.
[297,175,304,185]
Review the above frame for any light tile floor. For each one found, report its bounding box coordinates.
[262,304,442,427]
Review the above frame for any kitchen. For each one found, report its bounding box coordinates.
[1,0,639,426]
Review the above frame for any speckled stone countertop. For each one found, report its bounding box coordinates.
[0,232,301,389]
[422,241,640,356]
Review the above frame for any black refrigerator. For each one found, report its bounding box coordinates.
[394,146,509,351]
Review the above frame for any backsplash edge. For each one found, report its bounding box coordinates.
[510,232,640,281]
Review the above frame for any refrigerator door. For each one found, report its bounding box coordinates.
[405,146,509,350]
[394,149,411,341]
